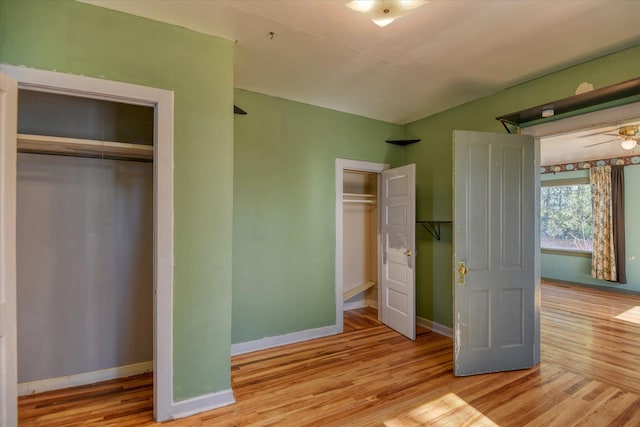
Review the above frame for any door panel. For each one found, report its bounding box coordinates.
[381,164,415,340]
[0,71,18,426]
[466,142,490,271]
[453,130,536,376]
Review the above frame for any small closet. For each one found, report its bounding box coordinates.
[16,90,154,393]
[342,170,378,310]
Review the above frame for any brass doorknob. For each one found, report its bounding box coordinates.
[457,261,468,285]
[405,249,412,257]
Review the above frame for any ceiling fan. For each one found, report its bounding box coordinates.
[583,125,639,150]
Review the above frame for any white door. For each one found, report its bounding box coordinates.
[0,72,18,426]
[453,130,536,376]
[380,164,416,340]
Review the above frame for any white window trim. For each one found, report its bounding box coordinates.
[540,178,593,254]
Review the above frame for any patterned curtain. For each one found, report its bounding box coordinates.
[590,166,616,281]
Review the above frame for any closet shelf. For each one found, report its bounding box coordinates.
[343,280,376,301]
[17,133,154,161]
[343,193,375,198]
[417,220,452,240]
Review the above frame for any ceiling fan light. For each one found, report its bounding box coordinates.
[621,138,637,150]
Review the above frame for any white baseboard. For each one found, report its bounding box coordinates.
[18,360,153,396]
[416,316,453,338]
[170,388,235,420]
[343,300,367,310]
[231,325,340,356]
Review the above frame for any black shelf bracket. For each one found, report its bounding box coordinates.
[416,220,452,240]
[385,138,421,145]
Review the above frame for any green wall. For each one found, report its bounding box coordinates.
[232,89,403,343]
[404,44,640,328]
[541,168,640,293]
[0,0,234,401]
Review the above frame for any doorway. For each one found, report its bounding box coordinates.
[342,169,380,330]
[0,65,174,421]
[16,90,154,396]
[335,159,388,333]
[335,159,416,339]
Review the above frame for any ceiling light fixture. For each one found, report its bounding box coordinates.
[346,0,426,27]
[621,137,637,150]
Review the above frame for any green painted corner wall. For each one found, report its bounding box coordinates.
[0,0,234,401]
[541,168,640,293]
[232,89,404,343]
[404,44,640,328]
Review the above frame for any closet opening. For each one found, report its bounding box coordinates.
[16,89,155,396]
[335,159,389,333]
[342,170,380,331]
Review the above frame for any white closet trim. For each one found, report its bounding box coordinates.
[0,64,175,422]
[335,158,388,333]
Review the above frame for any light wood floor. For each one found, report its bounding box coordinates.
[343,305,382,332]
[19,281,640,426]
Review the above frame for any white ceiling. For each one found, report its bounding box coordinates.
[83,0,640,124]
[541,120,640,166]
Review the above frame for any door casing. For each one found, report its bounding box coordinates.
[0,70,18,427]
[335,159,388,332]
[0,64,174,422]
[335,159,417,339]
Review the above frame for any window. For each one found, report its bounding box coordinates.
[540,178,593,252]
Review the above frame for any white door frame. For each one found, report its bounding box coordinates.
[0,70,18,427]
[335,159,388,332]
[0,65,174,422]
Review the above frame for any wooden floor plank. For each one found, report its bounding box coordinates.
[18,281,640,426]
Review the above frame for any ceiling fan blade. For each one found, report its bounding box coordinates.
[584,139,618,148]
[577,130,612,138]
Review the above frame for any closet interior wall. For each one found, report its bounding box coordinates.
[16,90,154,390]
[342,170,378,310]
